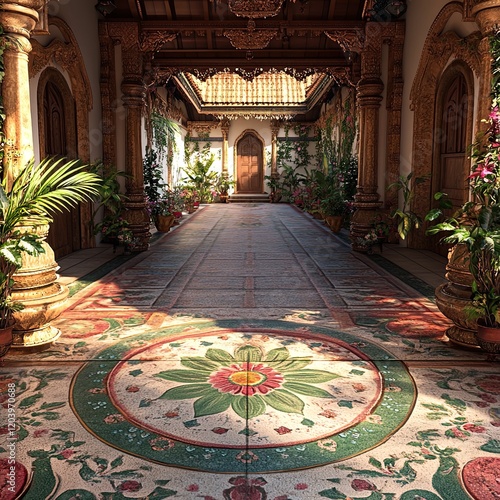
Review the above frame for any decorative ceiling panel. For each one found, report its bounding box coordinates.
[109,0,367,119]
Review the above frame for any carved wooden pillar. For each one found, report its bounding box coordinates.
[220,118,230,174]
[471,0,500,131]
[0,0,43,177]
[350,22,384,251]
[107,22,150,251]
[384,22,405,213]
[270,119,280,177]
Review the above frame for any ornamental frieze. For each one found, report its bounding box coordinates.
[139,31,178,53]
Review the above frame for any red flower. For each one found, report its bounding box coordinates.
[275,426,292,435]
[126,385,140,392]
[60,449,74,459]
[463,423,486,433]
[295,483,308,490]
[352,479,377,491]
[187,484,199,491]
[117,480,142,492]
[209,363,283,396]
[223,477,267,500]
[476,375,500,395]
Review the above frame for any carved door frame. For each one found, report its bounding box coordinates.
[234,129,266,193]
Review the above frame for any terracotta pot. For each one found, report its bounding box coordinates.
[325,215,343,233]
[155,214,175,232]
[475,321,500,356]
[0,322,15,358]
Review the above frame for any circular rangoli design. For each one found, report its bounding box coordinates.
[71,320,416,473]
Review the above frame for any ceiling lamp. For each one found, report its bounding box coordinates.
[95,0,116,17]
[224,19,278,50]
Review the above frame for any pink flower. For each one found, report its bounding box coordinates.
[476,375,500,394]
[60,449,75,459]
[187,484,199,491]
[117,480,142,492]
[294,483,308,490]
[351,479,377,491]
[34,429,49,438]
[450,427,467,439]
[479,393,497,403]
[275,426,292,435]
[469,163,495,179]
[209,363,283,396]
[463,423,486,433]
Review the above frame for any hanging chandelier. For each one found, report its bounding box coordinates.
[224,19,278,50]
[211,0,298,18]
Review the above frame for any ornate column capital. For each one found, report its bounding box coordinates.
[470,0,500,34]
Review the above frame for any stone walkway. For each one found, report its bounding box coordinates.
[3,203,498,500]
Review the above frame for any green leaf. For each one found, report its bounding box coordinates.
[284,369,340,383]
[204,348,234,364]
[19,393,43,408]
[155,369,209,383]
[283,381,333,398]
[193,391,232,417]
[264,347,290,362]
[263,389,304,414]
[274,358,312,371]
[158,383,212,400]
[247,395,267,418]
[234,345,262,362]
[231,396,249,419]
[180,357,220,371]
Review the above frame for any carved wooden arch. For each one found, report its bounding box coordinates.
[431,60,475,198]
[37,67,77,159]
[408,2,482,248]
[233,129,266,193]
[30,16,93,163]
[30,17,94,249]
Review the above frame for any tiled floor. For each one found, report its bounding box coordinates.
[3,203,497,500]
[58,208,448,291]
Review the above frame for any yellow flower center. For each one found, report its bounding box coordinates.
[230,371,265,386]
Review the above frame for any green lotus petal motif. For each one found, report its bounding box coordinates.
[153,344,340,419]
[205,348,235,364]
[193,391,232,418]
[234,345,262,362]
[159,383,212,400]
[263,389,304,414]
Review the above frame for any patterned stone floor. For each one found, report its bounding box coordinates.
[1,204,499,500]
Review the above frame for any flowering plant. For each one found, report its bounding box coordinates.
[426,30,500,327]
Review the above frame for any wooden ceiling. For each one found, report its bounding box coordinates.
[108,0,367,121]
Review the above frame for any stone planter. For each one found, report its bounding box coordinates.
[434,244,479,348]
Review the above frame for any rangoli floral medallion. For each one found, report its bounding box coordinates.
[71,320,416,473]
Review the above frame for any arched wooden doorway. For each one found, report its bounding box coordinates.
[430,64,474,255]
[236,131,264,193]
[38,69,80,259]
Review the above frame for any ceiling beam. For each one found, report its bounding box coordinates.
[138,19,365,30]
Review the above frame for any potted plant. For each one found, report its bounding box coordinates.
[426,74,500,355]
[387,172,429,240]
[320,190,346,233]
[264,173,283,203]
[214,172,235,203]
[0,157,100,357]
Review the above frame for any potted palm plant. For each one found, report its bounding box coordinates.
[0,157,100,357]
[426,63,500,355]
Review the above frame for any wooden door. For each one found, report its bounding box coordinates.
[237,133,263,193]
[44,81,80,259]
[432,73,469,255]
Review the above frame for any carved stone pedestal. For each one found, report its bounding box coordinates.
[11,228,69,349]
[434,244,479,348]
